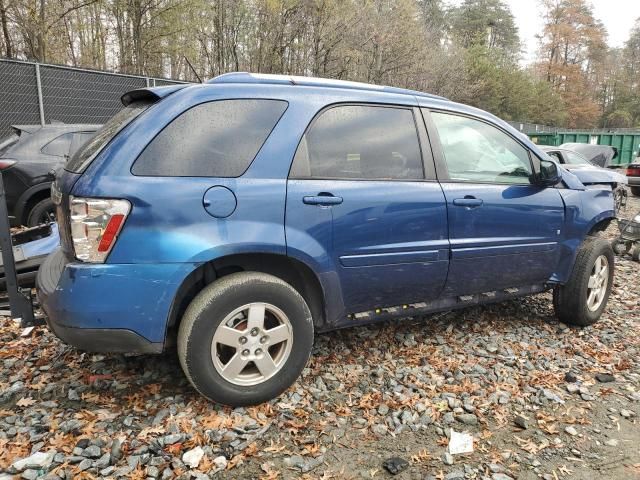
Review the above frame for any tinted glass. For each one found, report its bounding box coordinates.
[564,151,591,166]
[66,100,153,173]
[41,132,73,157]
[290,105,423,180]
[432,112,532,184]
[133,99,288,177]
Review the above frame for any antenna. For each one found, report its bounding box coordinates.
[184,56,203,83]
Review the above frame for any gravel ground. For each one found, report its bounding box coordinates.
[1,196,639,480]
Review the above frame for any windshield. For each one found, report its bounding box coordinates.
[564,150,592,166]
[0,133,19,157]
[65,100,154,173]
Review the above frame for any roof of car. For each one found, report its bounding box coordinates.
[206,72,448,101]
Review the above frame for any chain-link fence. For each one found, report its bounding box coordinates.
[0,58,188,139]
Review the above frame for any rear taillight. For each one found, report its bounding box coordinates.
[627,166,640,176]
[0,159,16,169]
[69,197,130,262]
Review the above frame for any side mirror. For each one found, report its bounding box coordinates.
[537,159,562,186]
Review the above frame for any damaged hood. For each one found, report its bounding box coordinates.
[562,164,628,187]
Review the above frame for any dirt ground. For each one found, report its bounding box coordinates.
[1,196,639,480]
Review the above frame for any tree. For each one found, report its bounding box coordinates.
[0,0,635,129]
[536,0,607,127]
[448,0,520,58]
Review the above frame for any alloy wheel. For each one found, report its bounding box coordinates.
[586,254,609,312]
[211,302,293,386]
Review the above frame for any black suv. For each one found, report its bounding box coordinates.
[0,123,99,226]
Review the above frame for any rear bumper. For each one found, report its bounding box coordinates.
[36,249,198,353]
[628,176,640,187]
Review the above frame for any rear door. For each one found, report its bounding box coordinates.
[424,109,565,296]
[285,104,449,316]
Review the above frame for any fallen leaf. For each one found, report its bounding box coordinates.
[16,397,36,407]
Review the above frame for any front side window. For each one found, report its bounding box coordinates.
[290,105,423,180]
[132,99,288,177]
[431,112,533,184]
[42,132,73,157]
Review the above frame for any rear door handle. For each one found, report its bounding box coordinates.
[303,194,343,206]
[453,197,483,208]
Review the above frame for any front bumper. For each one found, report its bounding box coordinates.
[36,249,198,354]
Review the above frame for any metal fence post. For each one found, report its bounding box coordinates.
[35,63,45,126]
[0,58,188,138]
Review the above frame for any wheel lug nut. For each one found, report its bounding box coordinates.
[255,348,262,355]
[250,328,259,336]
[239,336,247,344]
[260,336,268,344]
[241,349,250,356]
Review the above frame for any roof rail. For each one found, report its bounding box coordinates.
[207,72,446,100]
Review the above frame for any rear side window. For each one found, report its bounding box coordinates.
[66,100,153,173]
[132,99,288,177]
[42,132,73,157]
[290,105,423,180]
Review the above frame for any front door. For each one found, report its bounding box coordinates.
[425,109,565,296]
[286,104,449,317]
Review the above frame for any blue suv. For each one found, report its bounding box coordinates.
[37,73,624,406]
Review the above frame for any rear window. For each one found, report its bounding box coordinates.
[66,100,153,173]
[41,132,73,157]
[132,99,288,177]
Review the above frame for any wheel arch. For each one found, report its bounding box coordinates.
[587,212,616,236]
[15,182,53,225]
[165,252,327,343]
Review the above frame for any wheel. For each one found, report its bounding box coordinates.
[631,244,640,262]
[631,186,640,197]
[26,198,56,226]
[177,272,314,406]
[611,238,628,256]
[553,236,614,327]
[613,187,626,212]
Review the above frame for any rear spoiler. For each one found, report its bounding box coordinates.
[121,84,188,107]
[11,125,42,135]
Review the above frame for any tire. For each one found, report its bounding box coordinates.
[611,238,628,256]
[631,244,640,262]
[26,198,56,227]
[553,236,614,327]
[631,186,640,197]
[178,272,314,406]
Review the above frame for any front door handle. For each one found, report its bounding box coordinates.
[303,193,343,206]
[453,197,483,208]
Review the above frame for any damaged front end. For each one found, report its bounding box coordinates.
[562,166,628,214]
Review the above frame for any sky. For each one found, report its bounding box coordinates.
[502,0,640,64]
